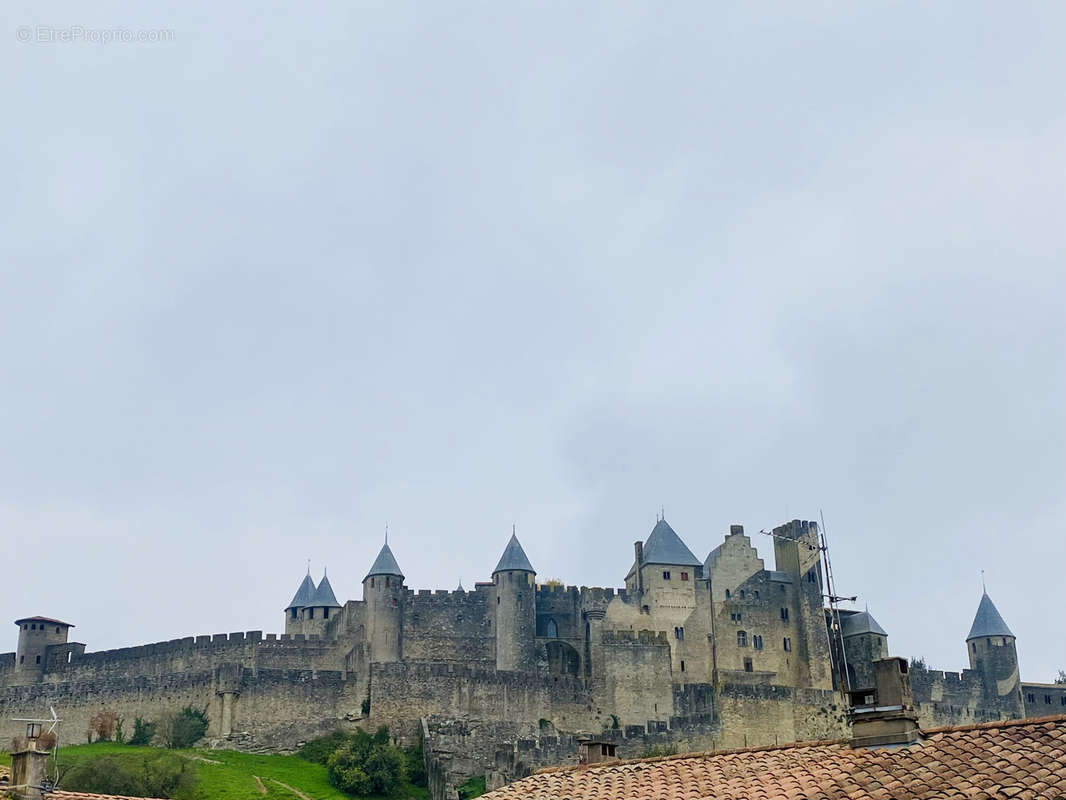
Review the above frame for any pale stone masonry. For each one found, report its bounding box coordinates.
[1,517,1061,798]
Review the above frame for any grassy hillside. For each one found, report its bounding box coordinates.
[0,742,431,800]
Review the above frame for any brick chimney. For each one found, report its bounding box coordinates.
[9,730,51,799]
[848,657,922,748]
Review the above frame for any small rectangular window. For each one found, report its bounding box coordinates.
[754,635,763,650]
[680,660,685,672]
[1027,693,1036,703]
[323,607,330,619]
[308,608,314,619]
[780,608,790,622]
[36,655,41,664]
[681,572,689,581]
[1046,695,1053,705]
[744,657,753,672]
[725,589,731,598]
[674,627,684,641]
[662,571,671,580]
[783,637,792,652]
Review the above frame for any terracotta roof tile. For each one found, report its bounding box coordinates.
[484,715,1066,800]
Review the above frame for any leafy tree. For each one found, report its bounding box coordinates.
[129,717,157,746]
[325,726,407,796]
[1055,669,1065,685]
[159,706,209,749]
[86,710,118,743]
[910,656,928,671]
[405,736,427,788]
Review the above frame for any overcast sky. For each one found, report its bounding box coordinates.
[2,2,1063,681]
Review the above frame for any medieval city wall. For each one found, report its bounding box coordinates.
[368,661,597,741]
[909,665,1013,728]
[402,590,495,664]
[715,684,846,749]
[0,663,364,754]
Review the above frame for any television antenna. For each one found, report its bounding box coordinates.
[12,705,61,734]
[760,511,856,696]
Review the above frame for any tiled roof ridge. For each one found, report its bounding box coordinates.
[922,711,1066,736]
[530,736,851,776]
[528,714,1066,778]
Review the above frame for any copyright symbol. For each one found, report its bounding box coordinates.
[16,26,32,42]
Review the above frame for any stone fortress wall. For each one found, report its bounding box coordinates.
[0,515,1057,797]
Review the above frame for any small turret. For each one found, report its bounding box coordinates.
[363,543,404,663]
[966,591,1023,715]
[493,531,536,671]
[15,616,73,674]
[841,608,889,690]
[300,570,343,636]
[284,572,316,635]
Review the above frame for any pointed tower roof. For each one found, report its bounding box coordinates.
[311,573,342,608]
[493,533,535,574]
[365,543,404,580]
[457,579,465,592]
[841,609,888,638]
[967,592,1014,640]
[285,573,316,611]
[641,518,702,567]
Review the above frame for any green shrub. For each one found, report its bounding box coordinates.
[159,706,208,749]
[61,752,197,799]
[325,727,406,796]
[640,744,677,758]
[297,730,352,764]
[457,775,487,799]
[129,717,157,747]
[405,737,427,788]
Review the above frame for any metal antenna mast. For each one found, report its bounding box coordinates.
[760,513,856,698]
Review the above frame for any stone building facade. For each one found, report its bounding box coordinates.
[1,517,1060,797]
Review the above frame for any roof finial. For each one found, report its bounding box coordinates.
[513,523,516,536]
[307,557,311,576]
[981,569,986,593]
[385,522,388,545]
[661,505,665,521]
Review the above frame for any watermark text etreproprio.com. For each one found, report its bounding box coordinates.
[16,25,175,44]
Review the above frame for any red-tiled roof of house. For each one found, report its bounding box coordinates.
[483,714,1066,800]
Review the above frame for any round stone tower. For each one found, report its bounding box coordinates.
[15,616,73,672]
[492,531,536,672]
[363,543,404,663]
[966,591,1022,714]
[840,608,888,690]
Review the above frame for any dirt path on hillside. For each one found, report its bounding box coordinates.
[270,778,313,800]
[252,775,268,794]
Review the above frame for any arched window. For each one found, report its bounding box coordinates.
[546,618,558,638]
[737,630,747,647]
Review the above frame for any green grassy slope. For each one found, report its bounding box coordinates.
[0,743,430,800]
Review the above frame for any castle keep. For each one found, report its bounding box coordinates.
[2,518,1062,796]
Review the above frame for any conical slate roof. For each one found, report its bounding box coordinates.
[841,609,888,638]
[365,543,404,580]
[493,533,535,574]
[285,573,316,611]
[311,573,342,608]
[641,519,702,567]
[967,592,1014,640]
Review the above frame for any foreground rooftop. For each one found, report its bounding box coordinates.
[483,714,1066,800]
